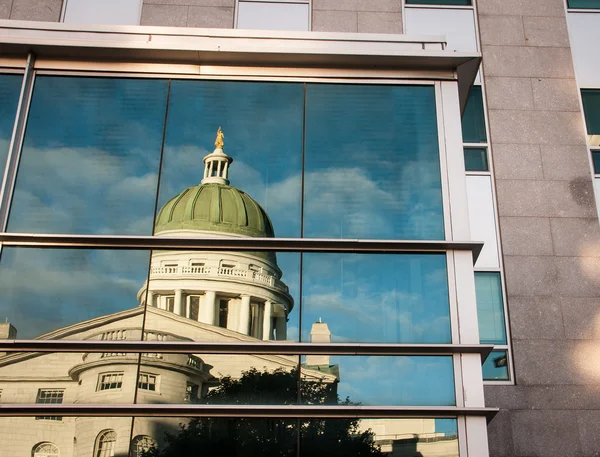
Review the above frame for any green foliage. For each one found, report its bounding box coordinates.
[144,367,385,457]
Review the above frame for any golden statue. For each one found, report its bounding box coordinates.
[215,127,224,149]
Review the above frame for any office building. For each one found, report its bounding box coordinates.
[0,1,598,456]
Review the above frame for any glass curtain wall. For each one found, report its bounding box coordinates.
[0,75,467,457]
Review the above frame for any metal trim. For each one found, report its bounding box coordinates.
[0,403,499,420]
[0,340,493,360]
[0,233,484,260]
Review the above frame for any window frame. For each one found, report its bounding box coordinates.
[35,389,64,421]
[234,0,312,31]
[97,372,124,391]
[137,372,159,392]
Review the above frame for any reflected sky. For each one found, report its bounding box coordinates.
[302,253,451,343]
[0,247,149,338]
[8,76,168,235]
[0,74,22,178]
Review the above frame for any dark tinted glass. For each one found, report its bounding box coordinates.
[301,418,459,457]
[302,253,451,343]
[475,272,507,345]
[304,84,444,240]
[582,89,600,146]
[301,355,455,406]
[482,350,509,380]
[8,76,168,234]
[0,74,22,175]
[593,151,600,174]
[0,247,149,338]
[461,86,487,143]
[406,0,471,4]
[464,147,488,171]
[568,0,600,8]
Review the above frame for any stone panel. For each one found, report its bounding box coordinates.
[357,12,401,34]
[526,385,600,410]
[577,410,600,456]
[512,340,581,385]
[312,10,357,33]
[10,0,61,21]
[532,78,581,112]
[485,409,514,457]
[312,0,357,11]
[492,143,543,180]
[523,16,571,47]
[488,110,585,145]
[502,256,557,297]
[508,296,564,340]
[141,4,188,27]
[187,6,233,28]
[561,297,600,340]
[144,0,233,5]
[540,144,593,181]
[485,77,533,111]
[484,385,527,410]
[482,46,575,78]
[0,0,11,19]
[511,410,582,457]
[555,256,600,298]
[479,15,525,47]
[550,218,600,257]
[477,0,565,17]
[356,0,401,12]
[498,216,552,256]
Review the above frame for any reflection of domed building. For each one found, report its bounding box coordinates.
[0,132,337,457]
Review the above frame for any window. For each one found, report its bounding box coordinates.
[462,86,487,143]
[188,296,200,321]
[138,373,158,392]
[464,147,488,172]
[130,435,157,457]
[0,74,23,173]
[218,299,229,328]
[32,442,60,457]
[97,373,123,391]
[165,296,175,312]
[35,389,64,421]
[581,89,600,147]
[185,382,199,402]
[237,1,310,31]
[567,0,600,8]
[95,430,117,457]
[406,0,471,4]
[62,0,142,25]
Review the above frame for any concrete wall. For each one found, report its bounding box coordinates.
[0,0,61,21]
[141,0,234,28]
[477,0,600,456]
[312,0,402,33]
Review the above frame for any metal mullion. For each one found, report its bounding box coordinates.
[0,340,493,359]
[0,403,499,420]
[0,233,484,258]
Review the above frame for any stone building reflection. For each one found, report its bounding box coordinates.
[0,136,458,457]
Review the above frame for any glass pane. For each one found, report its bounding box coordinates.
[159,80,303,238]
[8,76,168,234]
[301,418,459,457]
[464,147,488,171]
[63,0,142,25]
[461,86,487,143]
[475,272,507,345]
[238,2,309,31]
[406,0,471,4]
[593,150,600,174]
[301,356,455,406]
[302,254,451,343]
[0,74,22,175]
[581,89,600,146]
[0,247,149,338]
[482,350,509,381]
[304,84,444,240]
[568,0,600,8]
[144,251,299,342]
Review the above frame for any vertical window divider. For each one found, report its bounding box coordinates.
[0,53,35,231]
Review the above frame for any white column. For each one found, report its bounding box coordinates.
[201,291,217,325]
[239,295,251,335]
[262,301,272,341]
[275,315,287,340]
[174,290,183,316]
[146,291,154,307]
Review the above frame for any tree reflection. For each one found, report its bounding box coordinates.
[144,367,385,457]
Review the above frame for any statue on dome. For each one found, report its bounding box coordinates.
[215,126,224,149]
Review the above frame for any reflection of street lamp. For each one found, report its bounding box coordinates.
[493,354,507,368]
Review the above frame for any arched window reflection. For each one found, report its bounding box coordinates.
[95,430,117,457]
[32,442,60,457]
[130,435,157,457]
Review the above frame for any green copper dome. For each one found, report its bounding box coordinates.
[155,182,275,238]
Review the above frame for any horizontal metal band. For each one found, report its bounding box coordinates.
[0,340,493,361]
[0,233,483,260]
[0,404,499,421]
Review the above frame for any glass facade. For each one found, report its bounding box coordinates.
[461,86,487,144]
[0,74,22,173]
[0,59,488,455]
[463,147,488,172]
[567,0,600,8]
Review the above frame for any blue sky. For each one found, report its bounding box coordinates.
[0,76,454,409]
[0,74,23,175]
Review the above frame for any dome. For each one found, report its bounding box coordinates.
[155,182,275,238]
